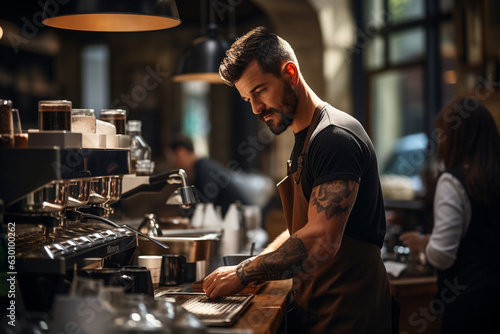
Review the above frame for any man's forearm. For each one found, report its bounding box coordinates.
[260,229,290,255]
[236,235,308,285]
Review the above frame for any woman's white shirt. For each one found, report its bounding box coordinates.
[425,172,471,270]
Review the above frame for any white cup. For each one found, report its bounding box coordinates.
[138,255,162,288]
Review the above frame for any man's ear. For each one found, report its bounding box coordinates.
[284,62,299,85]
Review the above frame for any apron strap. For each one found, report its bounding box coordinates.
[294,103,327,184]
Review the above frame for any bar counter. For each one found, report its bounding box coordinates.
[206,279,292,334]
[390,275,442,334]
[196,275,440,334]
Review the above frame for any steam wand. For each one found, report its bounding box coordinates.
[121,169,199,209]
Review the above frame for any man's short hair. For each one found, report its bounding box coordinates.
[219,26,298,86]
[167,133,194,153]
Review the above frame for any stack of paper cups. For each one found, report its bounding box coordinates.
[221,203,242,255]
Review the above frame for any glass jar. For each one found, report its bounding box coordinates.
[12,108,28,148]
[100,109,127,134]
[136,160,155,176]
[38,100,72,131]
[71,109,96,133]
[0,99,14,148]
[127,120,152,174]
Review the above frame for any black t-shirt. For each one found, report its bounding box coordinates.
[291,111,386,248]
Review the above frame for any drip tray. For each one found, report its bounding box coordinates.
[156,292,253,326]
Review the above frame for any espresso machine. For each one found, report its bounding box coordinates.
[0,144,198,312]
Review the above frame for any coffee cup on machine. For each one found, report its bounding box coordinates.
[121,265,154,296]
[138,255,162,288]
[160,254,186,286]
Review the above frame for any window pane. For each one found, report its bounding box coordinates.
[440,22,456,106]
[82,45,110,112]
[364,36,385,70]
[181,81,211,157]
[364,0,385,28]
[389,0,425,23]
[371,66,424,172]
[389,27,425,65]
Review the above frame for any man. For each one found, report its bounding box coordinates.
[202,26,391,333]
[166,133,248,216]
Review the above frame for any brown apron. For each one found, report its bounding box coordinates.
[277,104,392,333]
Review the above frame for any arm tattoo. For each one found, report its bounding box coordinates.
[236,236,309,285]
[310,180,356,219]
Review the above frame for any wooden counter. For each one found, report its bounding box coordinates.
[200,275,441,334]
[390,275,442,334]
[206,279,292,334]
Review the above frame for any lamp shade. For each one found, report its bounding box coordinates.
[173,29,230,84]
[42,0,181,32]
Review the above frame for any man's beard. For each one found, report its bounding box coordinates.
[259,81,298,135]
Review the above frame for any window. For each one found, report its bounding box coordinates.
[180,81,211,157]
[355,0,455,178]
[82,45,110,112]
[389,0,424,23]
[372,66,424,166]
[388,27,425,65]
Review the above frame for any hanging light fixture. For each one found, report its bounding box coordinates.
[173,0,229,84]
[42,0,181,32]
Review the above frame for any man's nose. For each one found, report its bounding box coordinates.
[250,99,264,115]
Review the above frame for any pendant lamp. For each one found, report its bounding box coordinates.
[173,0,229,84]
[42,0,181,32]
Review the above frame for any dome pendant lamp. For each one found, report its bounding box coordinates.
[173,0,229,84]
[42,0,181,32]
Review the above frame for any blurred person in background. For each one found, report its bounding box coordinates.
[165,133,248,216]
[400,96,500,334]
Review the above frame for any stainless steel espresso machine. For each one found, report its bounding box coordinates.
[0,145,198,313]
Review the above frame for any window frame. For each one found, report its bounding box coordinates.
[352,0,454,143]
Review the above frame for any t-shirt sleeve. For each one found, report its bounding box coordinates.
[307,126,364,189]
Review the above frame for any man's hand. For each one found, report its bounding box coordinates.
[202,265,246,299]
